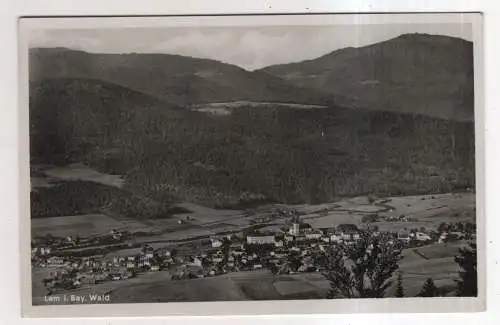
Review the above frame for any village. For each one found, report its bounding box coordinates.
[31,204,477,297]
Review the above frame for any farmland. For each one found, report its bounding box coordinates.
[31,214,150,238]
[31,163,125,190]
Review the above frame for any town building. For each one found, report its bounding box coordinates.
[211,238,223,248]
[246,234,275,245]
[337,224,360,241]
[305,230,323,240]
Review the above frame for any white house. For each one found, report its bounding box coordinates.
[330,233,343,243]
[211,239,223,248]
[415,232,432,241]
[289,223,300,235]
[191,257,203,267]
[306,230,323,240]
[246,234,275,245]
[274,240,284,247]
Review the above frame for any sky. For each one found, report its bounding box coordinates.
[29,23,472,70]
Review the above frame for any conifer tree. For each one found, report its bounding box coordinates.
[322,233,402,298]
[418,278,440,297]
[395,272,405,298]
[455,243,478,297]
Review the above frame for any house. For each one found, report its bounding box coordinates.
[330,232,343,243]
[438,232,448,243]
[337,224,360,241]
[47,256,64,265]
[415,232,432,242]
[81,276,96,285]
[190,257,203,267]
[321,236,330,243]
[450,231,466,240]
[246,234,275,245]
[306,230,323,240]
[211,238,223,248]
[398,231,411,243]
[295,235,307,242]
[289,223,312,236]
[289,223,300,236]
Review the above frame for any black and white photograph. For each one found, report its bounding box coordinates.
[19,13,483,314]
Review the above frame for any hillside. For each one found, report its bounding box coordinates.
[29,47,331,106]
[30,78,475,213]
[261,33,474,121]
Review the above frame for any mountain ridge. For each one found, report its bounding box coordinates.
[29,47,333,107]
[260,33,474,121]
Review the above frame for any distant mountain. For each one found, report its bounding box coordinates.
[29,47,331,106]
[260,33,474,121]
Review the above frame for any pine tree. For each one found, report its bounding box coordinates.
[395,272,405,297]
[322,234,402,298]
[455,243,478,297]
[418,278,440,297]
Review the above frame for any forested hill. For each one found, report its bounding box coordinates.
[261,33,474,121]
[29,47,331,106]
[30,77,475,209]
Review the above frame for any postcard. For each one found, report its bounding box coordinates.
[18,13,485,317]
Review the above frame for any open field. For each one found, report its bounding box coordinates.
[108,270,327,303]
[31,163,125,190]
[292,192,475,232]
[31,214,150,238]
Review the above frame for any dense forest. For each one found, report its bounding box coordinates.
[29,77,475,217]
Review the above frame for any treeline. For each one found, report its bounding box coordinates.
[31,180,173,219]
